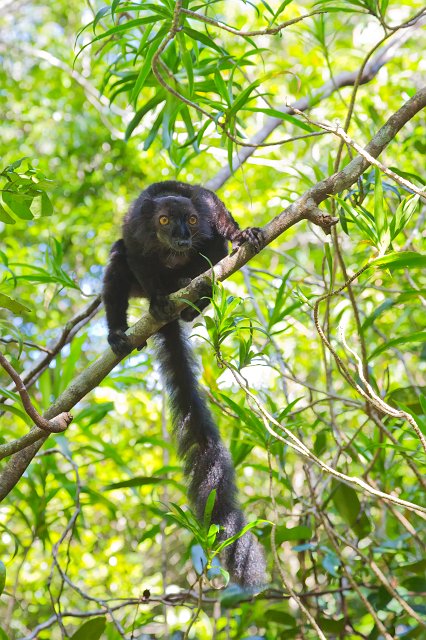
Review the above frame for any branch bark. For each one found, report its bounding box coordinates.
[0,87,424,502]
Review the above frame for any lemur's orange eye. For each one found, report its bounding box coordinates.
[188,215,198,225]
[159,215,169,225]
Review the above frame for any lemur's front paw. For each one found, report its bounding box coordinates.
[233,227,264,252]
[149,295,176,322]
[108,330,133,357]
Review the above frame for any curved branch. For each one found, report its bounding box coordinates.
[0,353,73,434]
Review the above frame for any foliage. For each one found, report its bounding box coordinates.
[0,0,425,639]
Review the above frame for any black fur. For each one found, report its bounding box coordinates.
[102,181,265,585]
[155,321,265,585]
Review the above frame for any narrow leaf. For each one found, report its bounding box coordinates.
[370,331,426,359]
[369,251,426,271]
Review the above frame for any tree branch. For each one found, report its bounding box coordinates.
[0,87,424,502]
[0,353,73,436]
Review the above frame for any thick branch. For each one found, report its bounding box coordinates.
[0,87,424,502]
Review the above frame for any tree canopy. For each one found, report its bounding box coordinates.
[0,1,425,638]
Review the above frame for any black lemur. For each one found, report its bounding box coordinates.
[103,180,265,586]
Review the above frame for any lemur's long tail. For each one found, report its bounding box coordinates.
[155,320,265,586]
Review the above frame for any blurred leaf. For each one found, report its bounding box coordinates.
[104,476,167,490]
[317,617,345,633]
[191,543,207,575]
[70,617,106,640]
[389,195,419,240]
[275,525,312,544]
[370,331,426,359]
[322,552,341,577]
[0,561,6,595]
[220,584,253,608]
[183,26,225,55]
[1,192,33,220]
[369,251,426,270]
[0,293,31,315]
[75,402,115,428]
[264,609,295,626]
[401,576,426,592]
[331,480,371,538]
[387,386,426,414]
[0,205,15,224]
[367,586,392,610]
[214,519,269,555]
[29,192,53,217]
[374,168,385,236]
[203,489,217,530]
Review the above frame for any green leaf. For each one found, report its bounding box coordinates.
[85,16,160,45]
[214,69,230,106]
[317,617,345,633]
[93,6,110,30]
[0,628,10,640]
[275,525,312,544]
[0,561,6,595]
[0,293,31,315]
[369,251,426,271]
[0,403,32,425]
[214,519,269,554]
[143,110,163,150]
[367,585,392,611]
[203,489,217,530]
[245,107,314,132]
[386,385,426,414]
[396,559,426,576]
[1,192,33,220]
[401,576,426,592]
[370,331,426,360]
[264,609,295,627]
[75,402,114,427]
[30,192,53,217]
[126,95,166,142]
[374,168,385,236]
[130,28,169,104]
[220,584,253,608]
[191,543,207,575]
[183,26,225,54]
[322,552,341,577]
[0,205,15,224]
[207,523,220,547]
[390,195,419,240]
[104,476,167,490]
[70,617,106,640]
[361,299,395,331]
[331,480,371,538]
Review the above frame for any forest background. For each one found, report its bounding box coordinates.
[0,0,425,638]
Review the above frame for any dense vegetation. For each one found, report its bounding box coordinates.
[0,1,425,638]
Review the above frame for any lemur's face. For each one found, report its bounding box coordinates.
[154,196,199,252]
